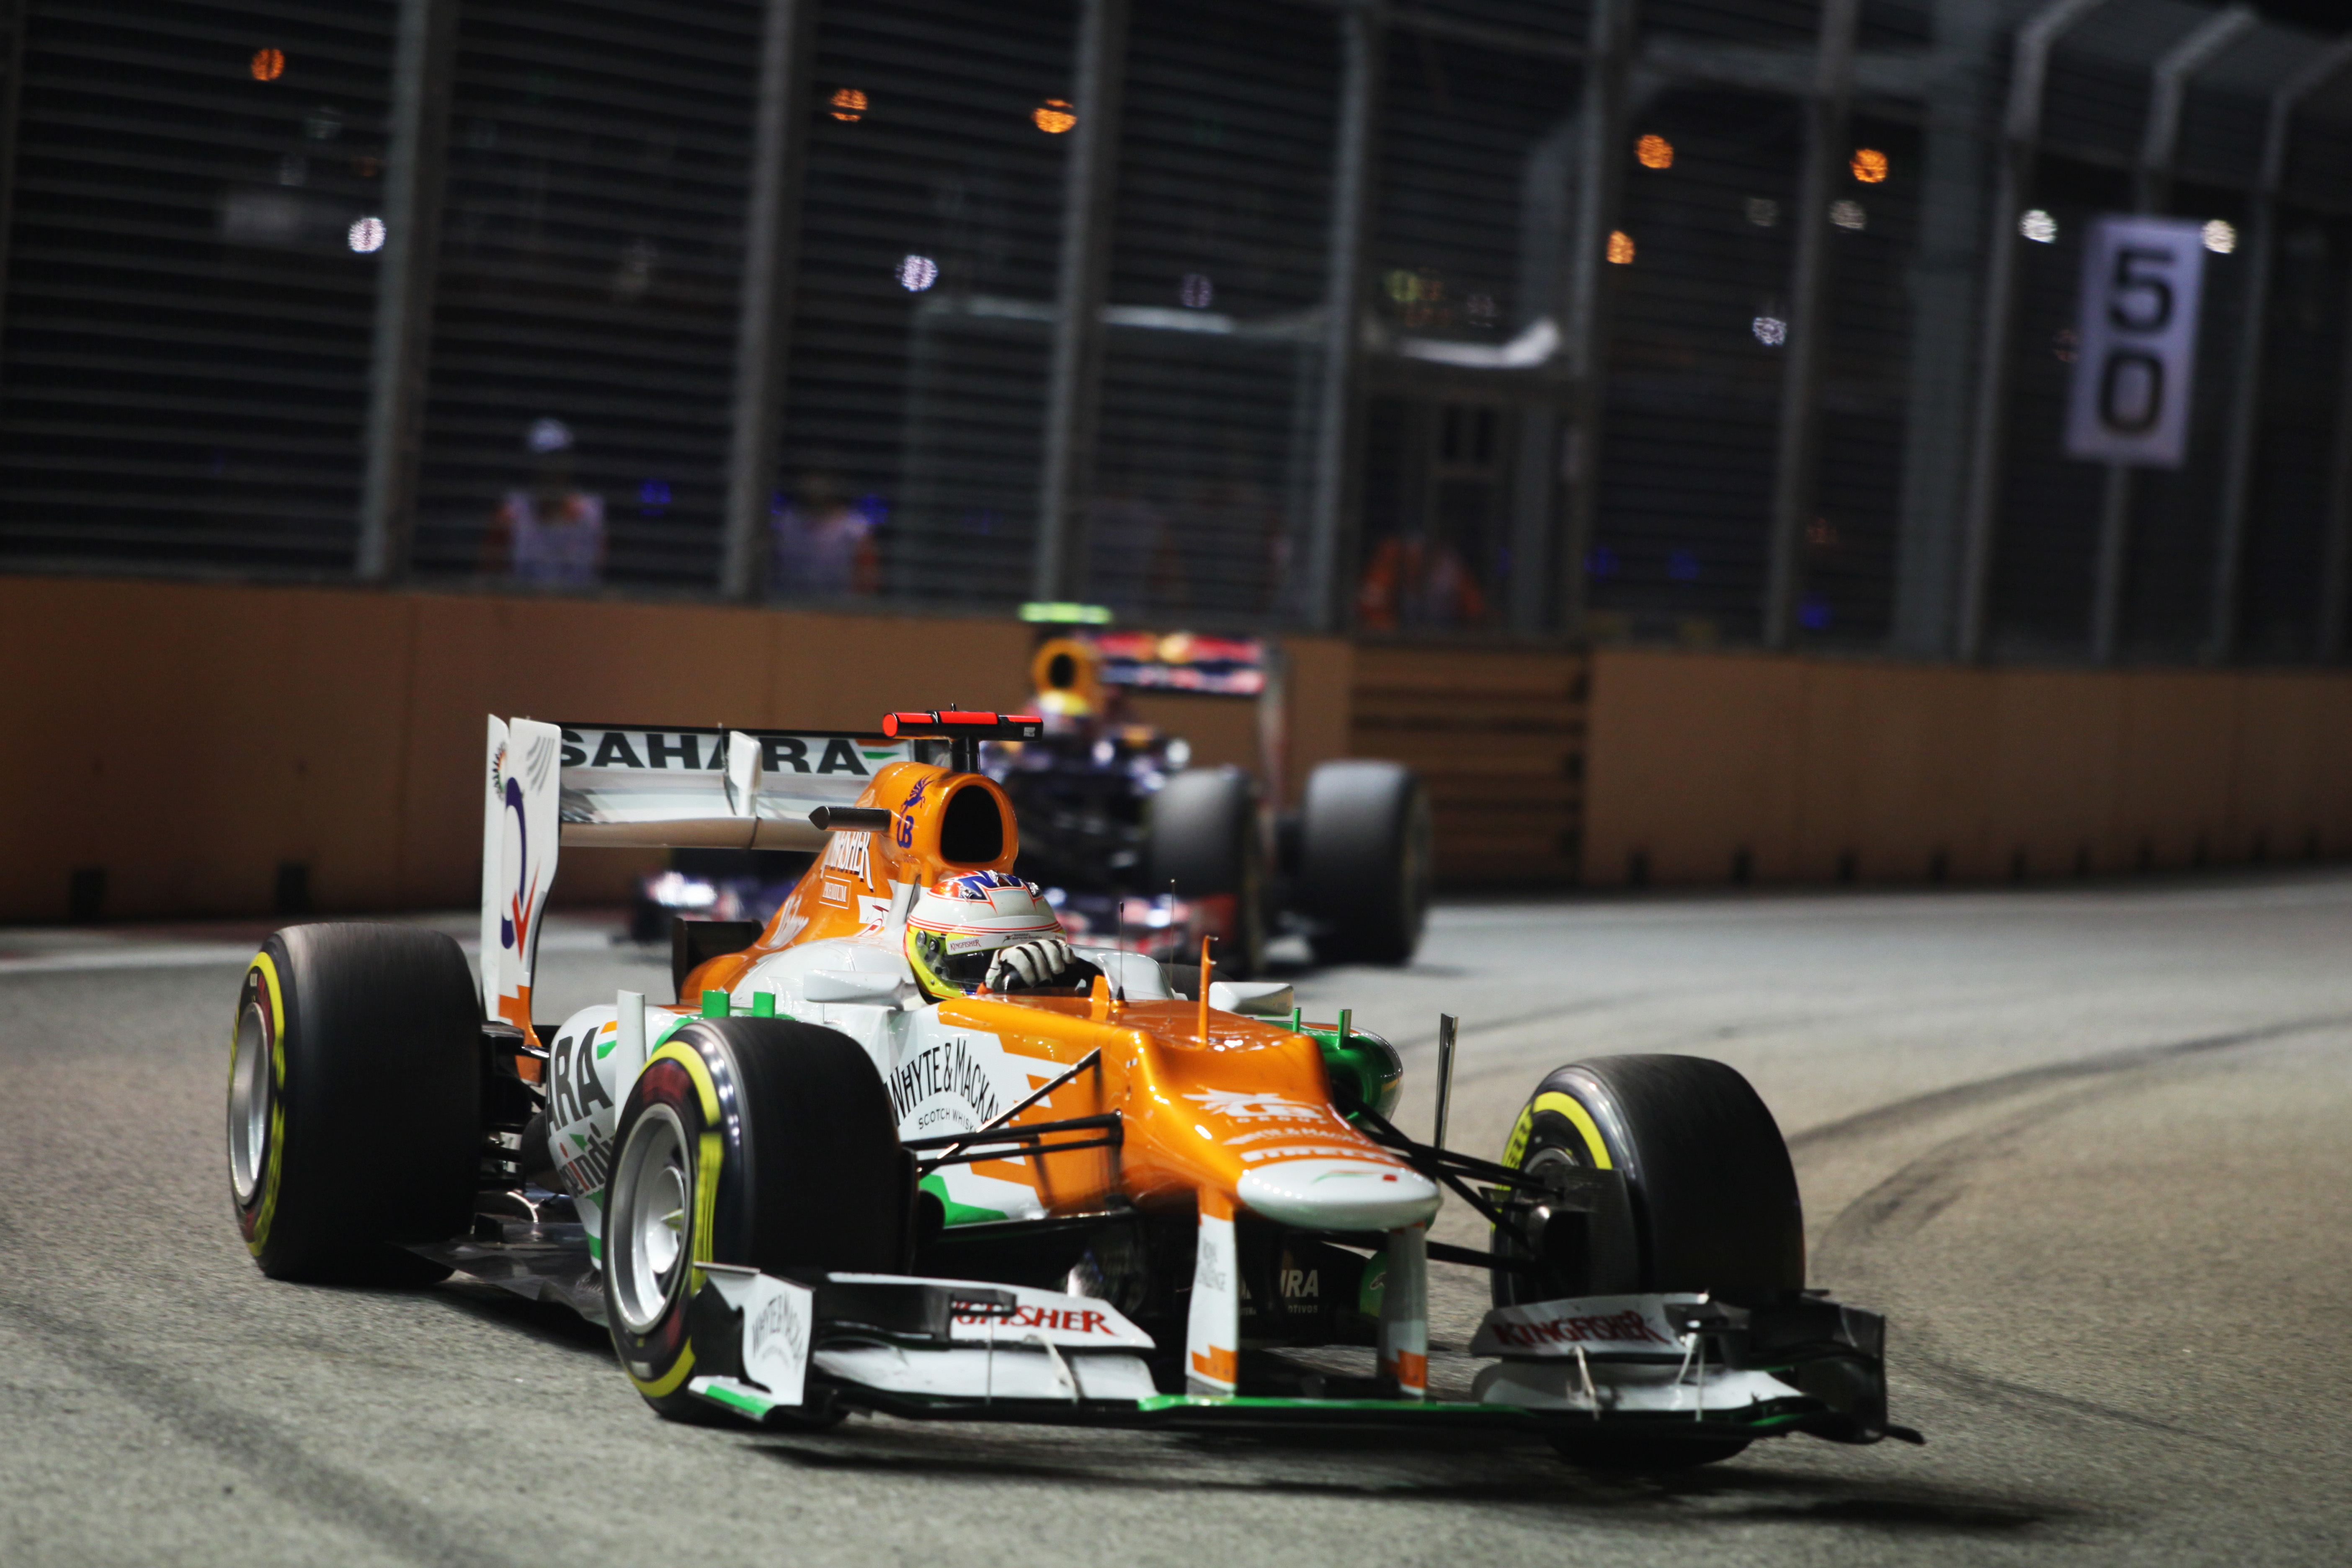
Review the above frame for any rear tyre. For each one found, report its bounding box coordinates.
[603,1017,910,1422]
[1495,1054,1805,1472]
[228,923,482,1284]
[1298,761,1431,966]
[1148,766,1267,977]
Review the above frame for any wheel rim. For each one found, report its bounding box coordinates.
[610,1105,693,1334]
[227,1002,272,1205]
[1499,1143,1583,1305]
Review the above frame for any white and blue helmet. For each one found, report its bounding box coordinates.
[904,872,1076,998]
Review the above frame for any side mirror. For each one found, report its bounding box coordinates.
[802,970,905,1005]
[1086,949,1172,1001]
[1208,980,1294,1018]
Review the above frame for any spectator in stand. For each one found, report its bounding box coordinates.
[480,417,606,585]
[771,468,879,598]
[1357,529,1487,631]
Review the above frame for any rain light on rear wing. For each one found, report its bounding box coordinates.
[879,710,1047,740]
[554,725,913,853]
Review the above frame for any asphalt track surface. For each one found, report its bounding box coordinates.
[4,872,2349,1567]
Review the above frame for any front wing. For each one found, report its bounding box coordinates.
[684,1266,1918,1445]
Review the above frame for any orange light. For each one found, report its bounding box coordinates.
[830,87,867,122]
[1607,230,1635,265]
[1851,147,1888,183]
[1635,134,1673,170]
[1033,98,1076,134]
[250,47,285,82]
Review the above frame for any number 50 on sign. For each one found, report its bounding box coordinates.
[2064,215,2207,469]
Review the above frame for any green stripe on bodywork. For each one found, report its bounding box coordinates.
[1130,1395,1813,1431]
[692,1380,776,1418]
[919,1172,1016,1228]
[1137,1394,1529,1414]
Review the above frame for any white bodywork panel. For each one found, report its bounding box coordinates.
[699,1265,814,1406]
[814,1346,1157,1403]
[826,1274,1156,1351]
[1474,1357,1795,1417]
[1471,1292,1792,1416]
[1377,1224,1429,1400]
[1470,1294,1691,1359]
[1093,949,1171,1001]
[1184,1203,1239,1395]
[690,1269,1156,1417]
[543,997,692,1220]
[1235,1159,1439,1232]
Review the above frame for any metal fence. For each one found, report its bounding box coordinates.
[1,0,2348,665]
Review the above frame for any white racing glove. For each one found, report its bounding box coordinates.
[985,936,1075,992]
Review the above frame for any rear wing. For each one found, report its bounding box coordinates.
[1090,631,1266,696]
[554,723,912,849]
[479,717,915,1034]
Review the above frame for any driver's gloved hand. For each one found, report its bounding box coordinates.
[985,937,1075,992]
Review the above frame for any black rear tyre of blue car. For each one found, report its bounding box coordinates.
[1298,761,1431,967]
[1496,1054,1805,1471]
[1148,766,1267,977]
[603,1017,910,1423]
[228,923,482,1284]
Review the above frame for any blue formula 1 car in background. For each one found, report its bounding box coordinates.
[635,625,1431,980]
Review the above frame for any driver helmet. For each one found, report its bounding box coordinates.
[904,872,1068,999]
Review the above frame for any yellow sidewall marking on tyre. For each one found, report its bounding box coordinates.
[691,1129,723,1298]
[630,1344,698,1398]
[1504,1090,1614,1171]
[647,1040,720,1120]
[625,1039,728,1394]
[244,953,290,1254]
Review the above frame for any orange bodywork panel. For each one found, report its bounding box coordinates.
[675,756,1415,1220]
[680,759,1017,1002]
[932,994,1409,1216]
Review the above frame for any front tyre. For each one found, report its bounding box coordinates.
[1494,1054,1806,1472]
[229,923,481,1282]
[603,1017,910,1421]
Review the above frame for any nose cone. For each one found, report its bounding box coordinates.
[1236,1158,1441,1232]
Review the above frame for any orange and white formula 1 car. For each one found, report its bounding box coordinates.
[224,710,1917,1467]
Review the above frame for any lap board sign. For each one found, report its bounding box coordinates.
[2064,214,2207,469]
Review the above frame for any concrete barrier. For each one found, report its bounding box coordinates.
[1582,648,2352,885]
[0,578,1346,921]
[3,577,2345,919]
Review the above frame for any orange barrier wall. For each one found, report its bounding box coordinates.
[1581,648,2352,885]
[0,578,1348,921]
[5,578,2347,919]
